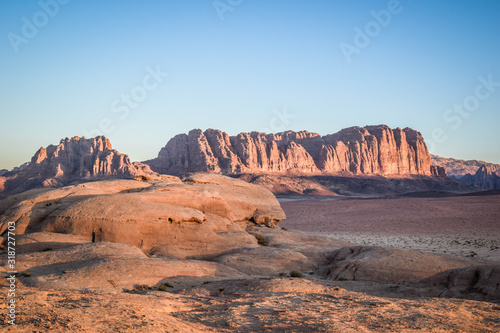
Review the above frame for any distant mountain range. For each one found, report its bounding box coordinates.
[2,125,497,196]
[431,155,500,190]
[431,155,500,178]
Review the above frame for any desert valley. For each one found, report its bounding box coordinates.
[1,125,499,332]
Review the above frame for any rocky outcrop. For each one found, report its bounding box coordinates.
[147,125,436,177]
[0,136,152,195]
[0,174,286,258]
[460,164,500,190]
[319,246,478,284]
[13,241,246,293]
[417,265,500,301]
[430,165,447,177]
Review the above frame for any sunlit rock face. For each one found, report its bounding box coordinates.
[147,125,434,176]
[0,136,152,195]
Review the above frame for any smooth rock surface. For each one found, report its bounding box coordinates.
[0,174,286,258]
[319,246,480,283]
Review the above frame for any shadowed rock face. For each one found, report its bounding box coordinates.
[0,174,286,259]
[318,246,478,284]
[431,155,500,190]
[431,154,500,178]
[417,265,500,301]
[460,164,500,190]
[0,136,152,195]
[146,125,435,176]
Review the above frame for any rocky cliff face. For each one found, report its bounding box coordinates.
[147,125,435,177]
[430,165,447,177]
[0,136,152,195]
[459,165,500,190]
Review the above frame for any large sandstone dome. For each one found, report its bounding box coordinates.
[0,173,285,259]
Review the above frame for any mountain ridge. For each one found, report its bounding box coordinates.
[146,125,436,177]
[2,125,488,197]
[0,136,152,195]
[431,155,500,178]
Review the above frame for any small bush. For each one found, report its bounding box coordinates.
[157,285,167,291]
[253,233,268,246]
[164,282,173,288]
[124,288,138,293]
[289,271,304,278]
[134,175,151,182]
[137,284,150,290]
[279,273,286,277]
[338,277,348,281]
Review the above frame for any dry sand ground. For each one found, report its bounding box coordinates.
[2,277,500,332]
[280,194,500,262]
[1,194,499,332]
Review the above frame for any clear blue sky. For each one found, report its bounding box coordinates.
[1,0,499,169]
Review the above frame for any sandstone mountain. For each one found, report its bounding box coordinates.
[459,164,500,190]
[146,125,437,177]
[0,136,152,196]
[431,154,500,178]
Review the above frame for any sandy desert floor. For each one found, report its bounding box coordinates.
[280,194,500,262]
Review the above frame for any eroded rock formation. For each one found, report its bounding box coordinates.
[0,136,152,195]
[460,164,500,190]
[0,174,286,258]
[147,125,436,176]
[431,155,500,178]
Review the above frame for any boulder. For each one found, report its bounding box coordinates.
[416,265,500,301]
[0,174,286,259]
[319,246,479,283]
[212,247,316,276]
